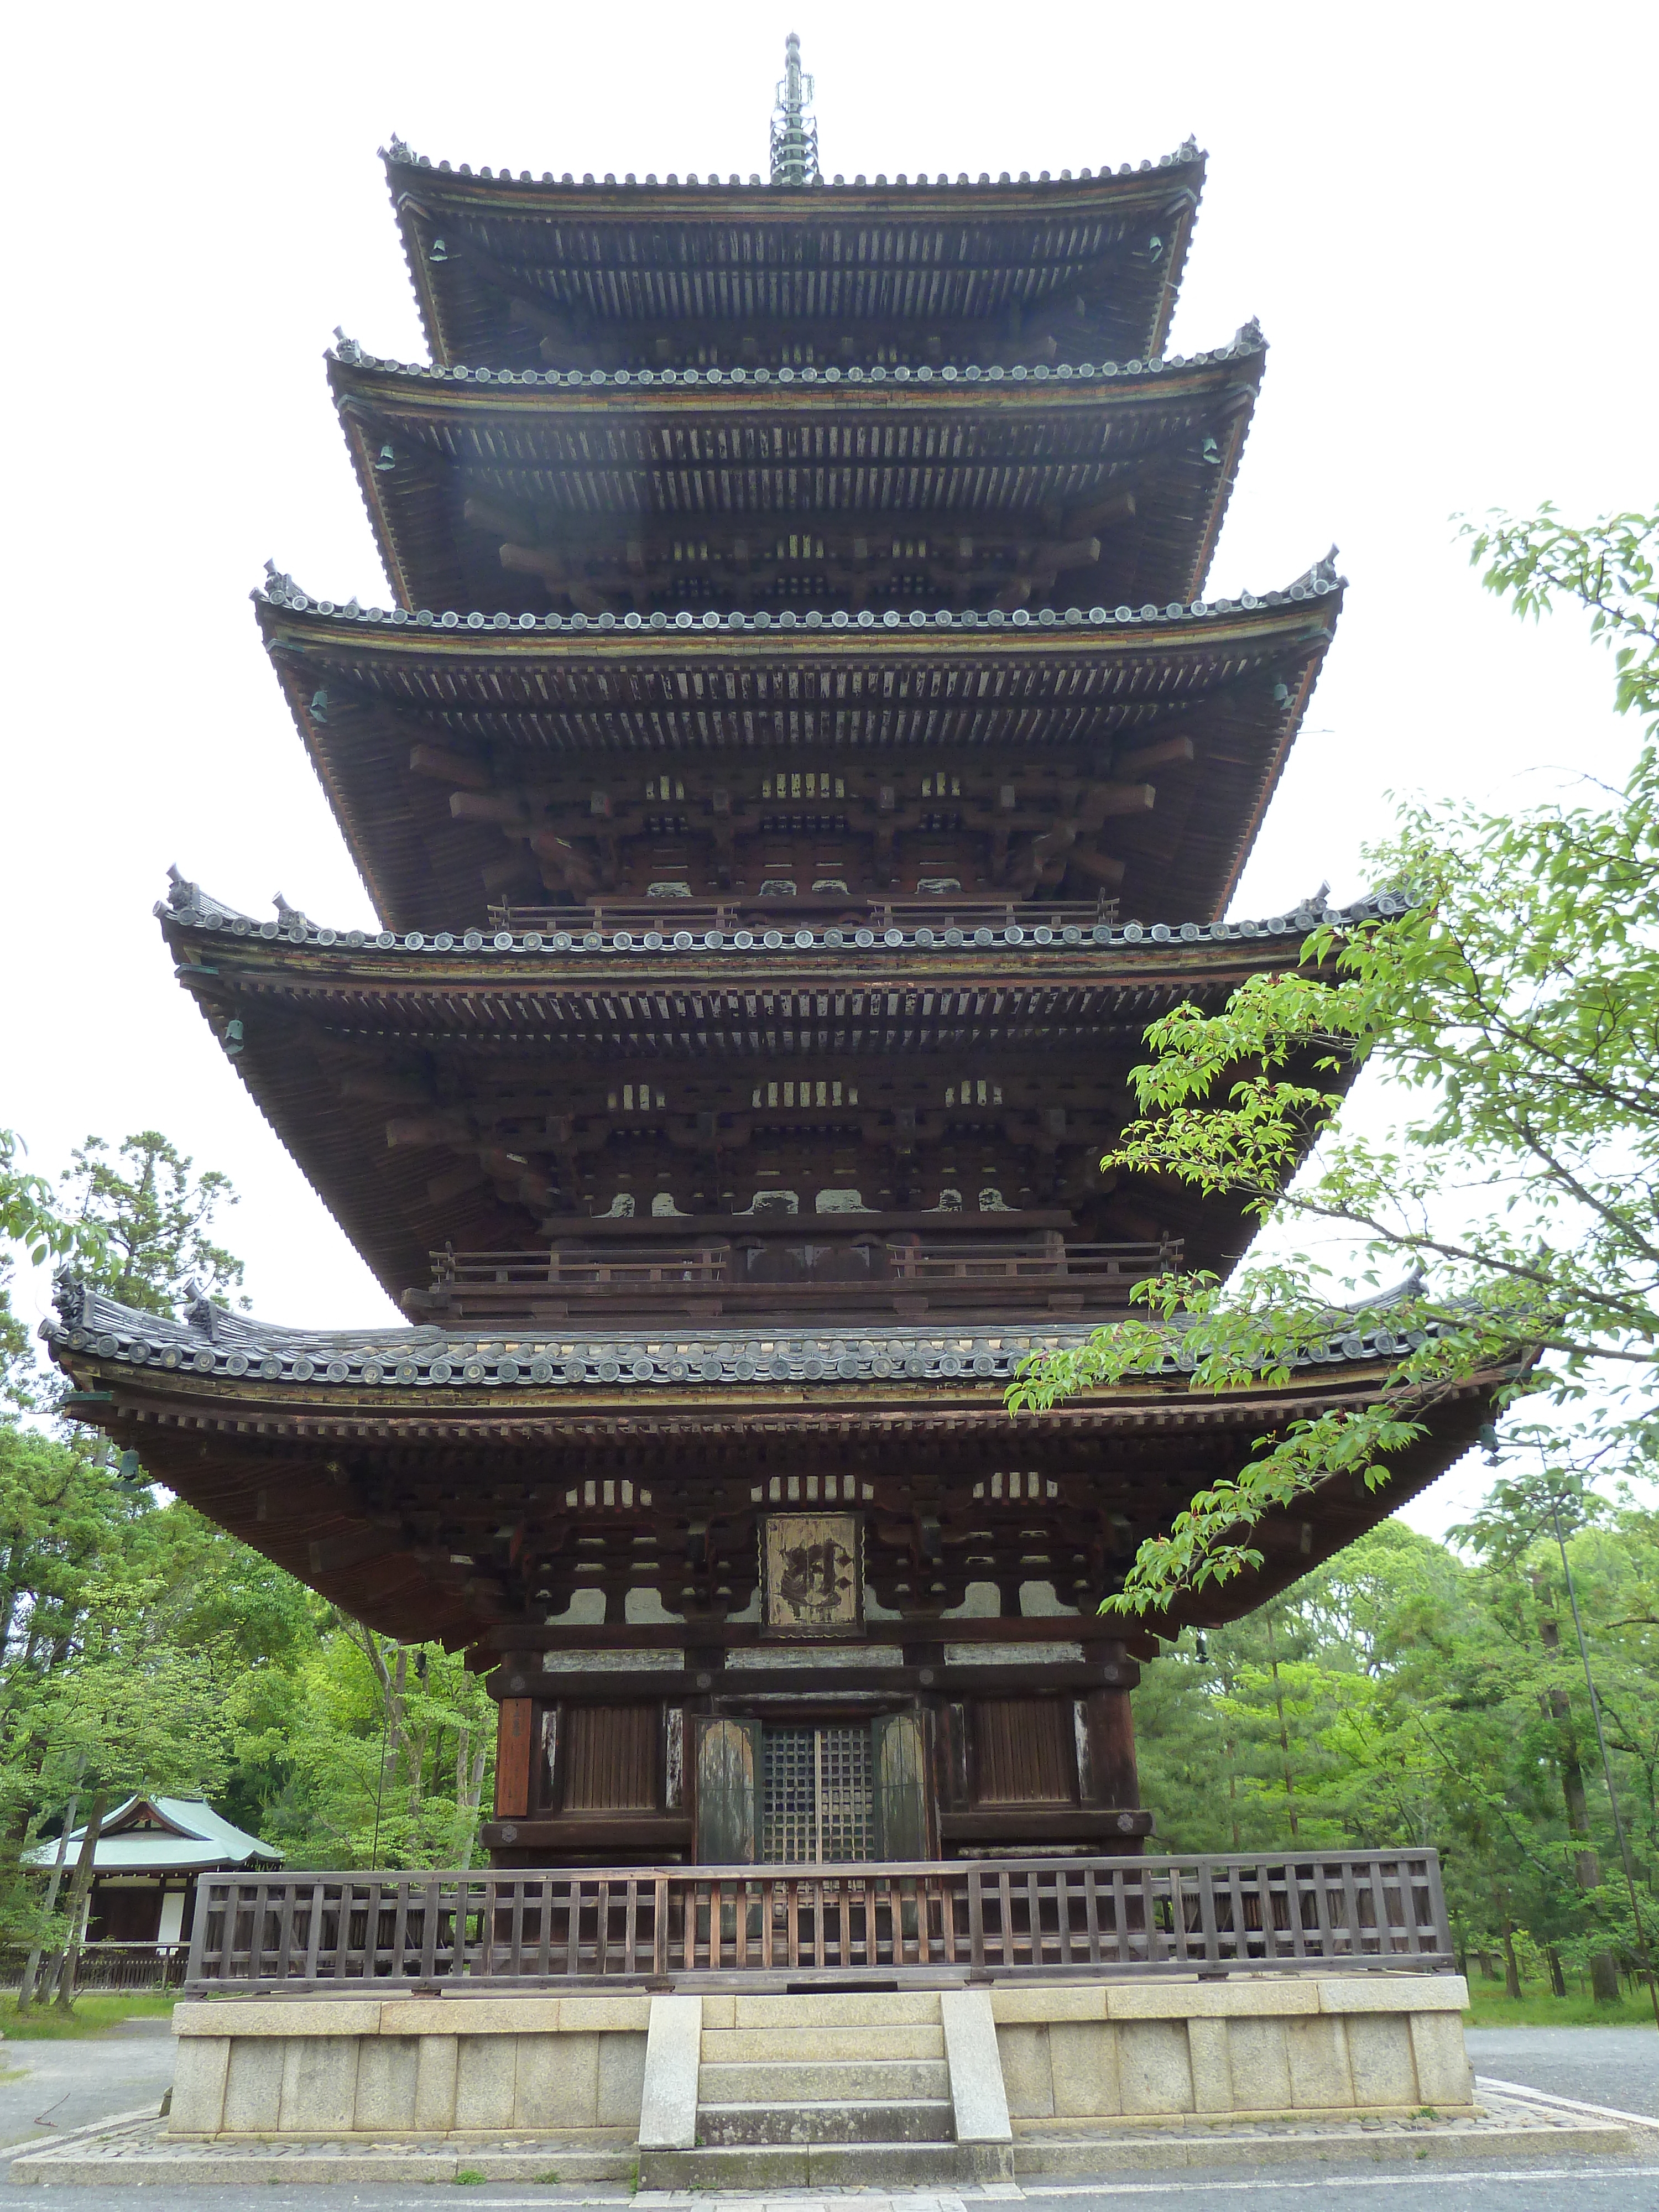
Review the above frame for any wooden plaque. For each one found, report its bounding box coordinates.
[762,1512,862,1637]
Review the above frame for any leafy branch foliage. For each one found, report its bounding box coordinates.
[0,1127,498,2000]
[1010,503,1659,1616]
[1142,1499,1659,2002]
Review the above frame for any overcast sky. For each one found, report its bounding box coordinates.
[5,2,1655,1540]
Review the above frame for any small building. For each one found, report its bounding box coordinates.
[27,1797,283,1982]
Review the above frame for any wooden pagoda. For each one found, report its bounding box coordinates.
[49,75,1501,1872]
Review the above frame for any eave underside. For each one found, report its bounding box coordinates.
[257,595,1336,930]
[330,354,1260,622]
[388,159,1204,374]
[51,1348,1493,1653]
[163,928,1327,1300]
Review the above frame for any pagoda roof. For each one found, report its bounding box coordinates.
[328,335,1262,622]
[46,1271,1501,1646]
[384,140,1205,375]
[255,570,1340,931]
[159,873,1376,1300]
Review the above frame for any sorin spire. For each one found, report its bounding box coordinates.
[770,32,819,186]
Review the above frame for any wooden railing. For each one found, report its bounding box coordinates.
[184,1852,1454,1991]
[488,897,1120,936]
[407,1238,1179,1326]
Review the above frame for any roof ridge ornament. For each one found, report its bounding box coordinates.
[770,32,819,187]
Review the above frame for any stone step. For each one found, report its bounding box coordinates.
[709,1991,943,2028]
[639,2140,1014,2189]
[698,2096,955,2146]
[700,2024,944,2063]
[699,2057,951,2103]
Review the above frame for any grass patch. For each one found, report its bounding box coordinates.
[456,2173,487,2187]
[1462,1985,1658,2027]
[0,1992,178,2041]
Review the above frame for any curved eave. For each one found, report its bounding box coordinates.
[49,1326,1499,1646]
[384,147,1204,374]
[160,897,1345,1005]
[254,583,1339,932]
[160,893,1357,1317]
[328,345,1262,620]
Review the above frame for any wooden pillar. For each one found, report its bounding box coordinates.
[1082,1685,1140,1809]
[1080,1644,1143,1846]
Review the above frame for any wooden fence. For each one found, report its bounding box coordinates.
[184,1851,1454,1991]
[0,1942,189,1992]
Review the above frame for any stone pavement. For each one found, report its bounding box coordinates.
[3,2172,1659,2209]
[1,2081,1639,2187]
[1466,2024,1659,2116]
[0,2016,175,2150]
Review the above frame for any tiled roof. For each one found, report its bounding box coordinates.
[383,138,1206,194]
[24,1795,282,1872]
[258,520,1325,640]
[159,867,1396,966]
[48,1273,1438,1399]
[326,327,1260,392]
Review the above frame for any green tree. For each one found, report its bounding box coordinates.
[237,1624,497,1871]
[61,1131,244,1316]
[1010,504,1659,1615]
[39,1575,238,2007]
[0,1129,108,1415]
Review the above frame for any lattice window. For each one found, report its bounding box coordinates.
[945,1077,1004,1106]
[608,1083,667,1111]
[761,1724,873,1863]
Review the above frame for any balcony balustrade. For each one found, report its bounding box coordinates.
[405,1236,1180,1327]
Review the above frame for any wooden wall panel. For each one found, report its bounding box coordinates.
[562,1704,659,1811]
[494,1698,534,1818]
[972,1697,1076,1806]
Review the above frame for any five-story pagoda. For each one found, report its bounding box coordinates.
[50,49,1498,1871]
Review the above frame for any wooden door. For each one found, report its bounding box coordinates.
[873,1710,929,1858]
[695,1716,759,1862]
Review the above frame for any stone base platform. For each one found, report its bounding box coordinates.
[14,1972,1552,2190]
[6,2088,1637,2187]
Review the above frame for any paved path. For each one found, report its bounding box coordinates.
[1466,2023,1659,2117]
[0,2013,173,2148]
[0,2179,1657,2210]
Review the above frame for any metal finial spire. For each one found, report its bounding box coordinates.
[770,32,819,186]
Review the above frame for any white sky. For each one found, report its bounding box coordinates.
[4,1,1655,1543]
